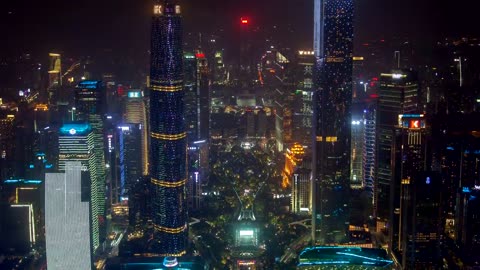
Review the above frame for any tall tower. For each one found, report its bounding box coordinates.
[125,89,149,175]
[312,0,354,244]
[149,0,187,256]
[58,123,101,251]
[45,162,92,270]
[75,80,107,245]
[376,70,418,231]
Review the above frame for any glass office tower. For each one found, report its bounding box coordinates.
[312,0,354,244]
[58,123,101,250]
[149,0,187,256]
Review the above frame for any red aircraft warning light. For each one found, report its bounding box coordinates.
[241,17,249,24]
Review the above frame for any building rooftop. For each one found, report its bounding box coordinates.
[105,256,207,270]
[297,246,394,269]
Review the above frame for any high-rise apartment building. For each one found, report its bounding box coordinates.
[45,161,92,270]
[312,0,354,244]
[149,0,188,256]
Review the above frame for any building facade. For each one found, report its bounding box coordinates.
[45,162,92,270]
[58,123,102,250]
[125,90,149,176]
[375,70,418,230]
[391,114,442,268]
[75,80,107,243]
[149,0,188,256]
[117,124,142,202]
[312,0,354,243]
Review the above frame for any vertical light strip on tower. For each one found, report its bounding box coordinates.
[149,0,187,256]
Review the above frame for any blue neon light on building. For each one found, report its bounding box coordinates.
[59,123,92,135]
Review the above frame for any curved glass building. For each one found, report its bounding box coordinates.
[149,0,187,256]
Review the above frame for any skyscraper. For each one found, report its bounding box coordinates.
[312,0,354,244]
[125,89,149,175]
[149,0,187,256]
[75,80,107,243]
[58,123,101,250]
[117,124,142,202]
[391,115,443,268]
[58,123,92,171]
[292,50,314,148]
[363,106,376,205]
[375,70,418,230]
[350,118,364,189]
[45,161,92,270]
[47,53,62,106]
[183,51,210,143]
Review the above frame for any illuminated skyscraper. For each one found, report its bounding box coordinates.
[47,53,62,105]
[125,90,149,175]
[350,119,364,189]
[293,50,314,148]
[391,115,442,268]
[58,123,101,250]
[183,51,210,143]
[45,162,92,270]
[0,113,15,179]
[375,70,418,229]
[312,0,354,243]
[149,0,187,256]
[117,124,142,202]
[75,80,107,244]
[363,106,376,204]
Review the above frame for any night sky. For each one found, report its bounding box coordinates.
[1,0,478,57]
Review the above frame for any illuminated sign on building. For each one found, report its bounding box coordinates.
[76,80,101,90]
[3,179,42,185]
[239,230,254,236]
[59,123,92,135]
[298,50,315,55]
[398,114,426,129]
[154,5,162,14]
[127,91,142,98]
[381,73,407,79]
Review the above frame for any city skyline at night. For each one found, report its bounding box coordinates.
[2,0,480,269]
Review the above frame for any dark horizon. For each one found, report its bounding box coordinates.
[1,0,479,58]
